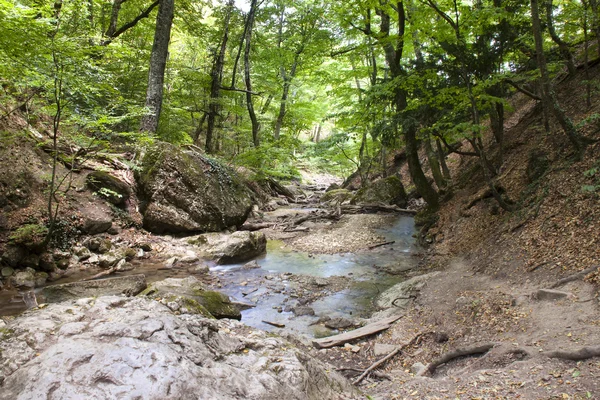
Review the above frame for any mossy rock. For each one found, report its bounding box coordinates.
[320,189,352,204]
[136,142,254,234]
[140,276,241,320]
[351,176,408,208]
[86,171,131,205]
[9,224,48,252]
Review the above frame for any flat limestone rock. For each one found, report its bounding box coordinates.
[0,296,358,400]
[40,274,147,303]
[534,288,574,301]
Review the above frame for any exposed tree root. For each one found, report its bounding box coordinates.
[353,332,430,385]
[549,265,599,289]
[417,343,496,377]
[543,345,600,361]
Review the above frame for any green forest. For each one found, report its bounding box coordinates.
[1,0,596,194]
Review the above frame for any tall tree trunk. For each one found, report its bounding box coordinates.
[140,0,174,134]
[425,137,445,190]
[589,0,600,57]
[244,0,260,147]
[206,0,234,153]
[379,3,439,209]
[273,59,298,140]
[436,139,451,181]
[544,0,576,76]
[531,0,584,158]
[105,0,124,38]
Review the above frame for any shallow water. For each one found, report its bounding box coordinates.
[213,215,419,337]
[1,215,418,339]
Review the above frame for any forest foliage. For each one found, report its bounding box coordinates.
[0,0,597,199]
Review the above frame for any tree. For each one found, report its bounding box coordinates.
[140,0,174,134]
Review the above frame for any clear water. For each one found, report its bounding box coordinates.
[1,215,418,340]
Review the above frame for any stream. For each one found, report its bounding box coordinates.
[1,215,419,339]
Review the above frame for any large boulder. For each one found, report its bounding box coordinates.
[40,274,147,303]
[189,231,267,264]
[137,142,254,234]
[86,171,132,206]
[0,296,357,400]
[140,276,241,320]
[351,176,408,208]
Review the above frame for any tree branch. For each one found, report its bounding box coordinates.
[101,0,160,46]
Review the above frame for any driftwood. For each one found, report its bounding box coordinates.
[341,204,417,215]
[240,222,275,231]
[368,240,395,250]
[265,178,296,200]
[353,332,428,385]
[312,315,403,349]
[549,265,599,289]
[262,320,285,328]
[418,343,495,376]
[242,287,258,296]
[528,261,548,273]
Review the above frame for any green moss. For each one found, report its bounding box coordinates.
[414,209,439,227]
[9,224,48,249]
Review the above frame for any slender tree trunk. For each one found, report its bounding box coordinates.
[425,137,445,190]
[589,0,600,57]
[206,0,234,153]
[531,0,584,157]
[244,0,260,147]
[273,59,298,140]
[544,0,576,76]
[140,0,174,134]
[105,0,124,38]
[436,139,451,181]
[583,0,592,108]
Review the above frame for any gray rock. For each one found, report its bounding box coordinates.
[188,264,210,274]
[40,274,147,303]
[98,253,121,269]
[138,242,153,252]
[20,253,39,269]
[1,245,24,268]
[534,289,574,301]
[98,239,113,254]
[34,272,49,287]
[179,254,199,264]
[164,256,178,268]
[1,267,14,277]
[373,343,398,357]
[0,296,356,400]
[190,231,267,264]
[351,176,408,208]
[10,268,36,289]
[136,142,254,234]
[82,215,113,235]
[86,171,132,206]
[410,362,427,375]
[85,237,102,252]
[293,306,315,316]
[324,317,356,330]
[140,277,241,320]
[38,253,56,272]
[242,260,261,270]
[377,272,440,309]
[73,246,92,261]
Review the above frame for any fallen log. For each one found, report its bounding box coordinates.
[262,320,285,328]
[341,204,417,215]
[418,343,495,376]
[312,314,403,349]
